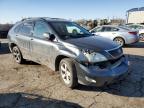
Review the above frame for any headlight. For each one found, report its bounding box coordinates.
[82,49,107,63]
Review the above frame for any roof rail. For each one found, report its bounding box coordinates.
[21,17,47,21]
[21,17,34,21]
[21,17,68,22]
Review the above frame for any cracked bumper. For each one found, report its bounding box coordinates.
[75,56,129,87]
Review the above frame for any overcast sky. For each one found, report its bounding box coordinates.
[0,0,143,23]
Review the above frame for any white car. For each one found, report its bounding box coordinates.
[125,24,144,40]
[67,26,81,34]
[139,29,144,40]
[90,25,139,46]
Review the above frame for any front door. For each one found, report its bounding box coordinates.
[30,20,56,66]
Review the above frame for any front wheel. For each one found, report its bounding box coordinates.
[12,46,24,64]
[114,37,125,46]
[59,58,78,88]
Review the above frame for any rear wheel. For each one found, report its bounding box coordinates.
[59,58,78,88]
[12,46,24,64]
[114,37,125,46]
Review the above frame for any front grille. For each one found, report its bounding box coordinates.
[108,47,123,58]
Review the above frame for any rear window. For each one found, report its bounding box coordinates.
[119,26,131,31]
[15,22,33,36]
[19,25,32,35]
[14,24,22,33]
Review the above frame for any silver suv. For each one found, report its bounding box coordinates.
[8,18,129,88]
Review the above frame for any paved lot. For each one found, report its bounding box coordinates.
[0,39,144,108]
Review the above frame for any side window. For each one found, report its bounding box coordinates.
[111,27,119,31]
[19,22,33,36]
[103,27,112,32]
[33,21,50,39]
[101,27,106,32]
[95,27,102,32]
[14,24,23,33]
[101,27,119,32]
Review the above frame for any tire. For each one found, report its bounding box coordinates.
[139,33,144,41]
[12,46,24,64]
[59,58,78,88]
[114,37,125,46]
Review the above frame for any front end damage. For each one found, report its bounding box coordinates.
[74,46,129,87]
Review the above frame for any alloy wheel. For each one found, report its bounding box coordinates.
[60,63,71,85]
[12,47,21,63]
[114,38,124,46]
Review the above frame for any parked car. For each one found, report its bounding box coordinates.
[0,31,8,38]
[67,26,81,34]
[8,18,129,88]
[0,24,13,38]
[125,24,144,41]
[90,25,139,46]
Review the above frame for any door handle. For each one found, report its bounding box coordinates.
[31,38,33,40]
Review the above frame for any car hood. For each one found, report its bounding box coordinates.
[64,36,118,51]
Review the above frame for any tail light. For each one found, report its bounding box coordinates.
[128,32,137,35]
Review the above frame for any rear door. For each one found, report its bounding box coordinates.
[15,21,33,59]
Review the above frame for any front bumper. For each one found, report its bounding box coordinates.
[75,56,129,87]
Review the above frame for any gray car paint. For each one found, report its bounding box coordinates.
[8,18,129,86]
[8,20,120,70]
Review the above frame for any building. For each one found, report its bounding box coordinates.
[127,7,144,24]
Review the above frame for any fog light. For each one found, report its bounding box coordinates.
[85,76,96,83]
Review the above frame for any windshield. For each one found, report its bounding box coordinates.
[49,21,92,40]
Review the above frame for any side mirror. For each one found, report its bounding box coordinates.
[43,32,55,41]
[43,32,50,39]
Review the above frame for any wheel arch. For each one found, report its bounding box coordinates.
[55,55,70,71]
[113,36,125,44]
[9,43,17,52]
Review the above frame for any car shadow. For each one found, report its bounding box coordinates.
[22,60,40,65]
[0,43,10,54]
[124,41,144,48]
[77,54,144,98]
[0,92,83,108]
[0,42,40,65]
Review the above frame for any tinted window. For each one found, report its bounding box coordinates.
[102,27,112,32]
[101,27,119,32]
[34,21,50,38]
[19,22,33,36]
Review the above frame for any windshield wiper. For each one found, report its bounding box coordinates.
[76,33,91,36]
[61,35,76,40]
[61,34,91,40]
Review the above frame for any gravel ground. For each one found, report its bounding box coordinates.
[0,39,144,108]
